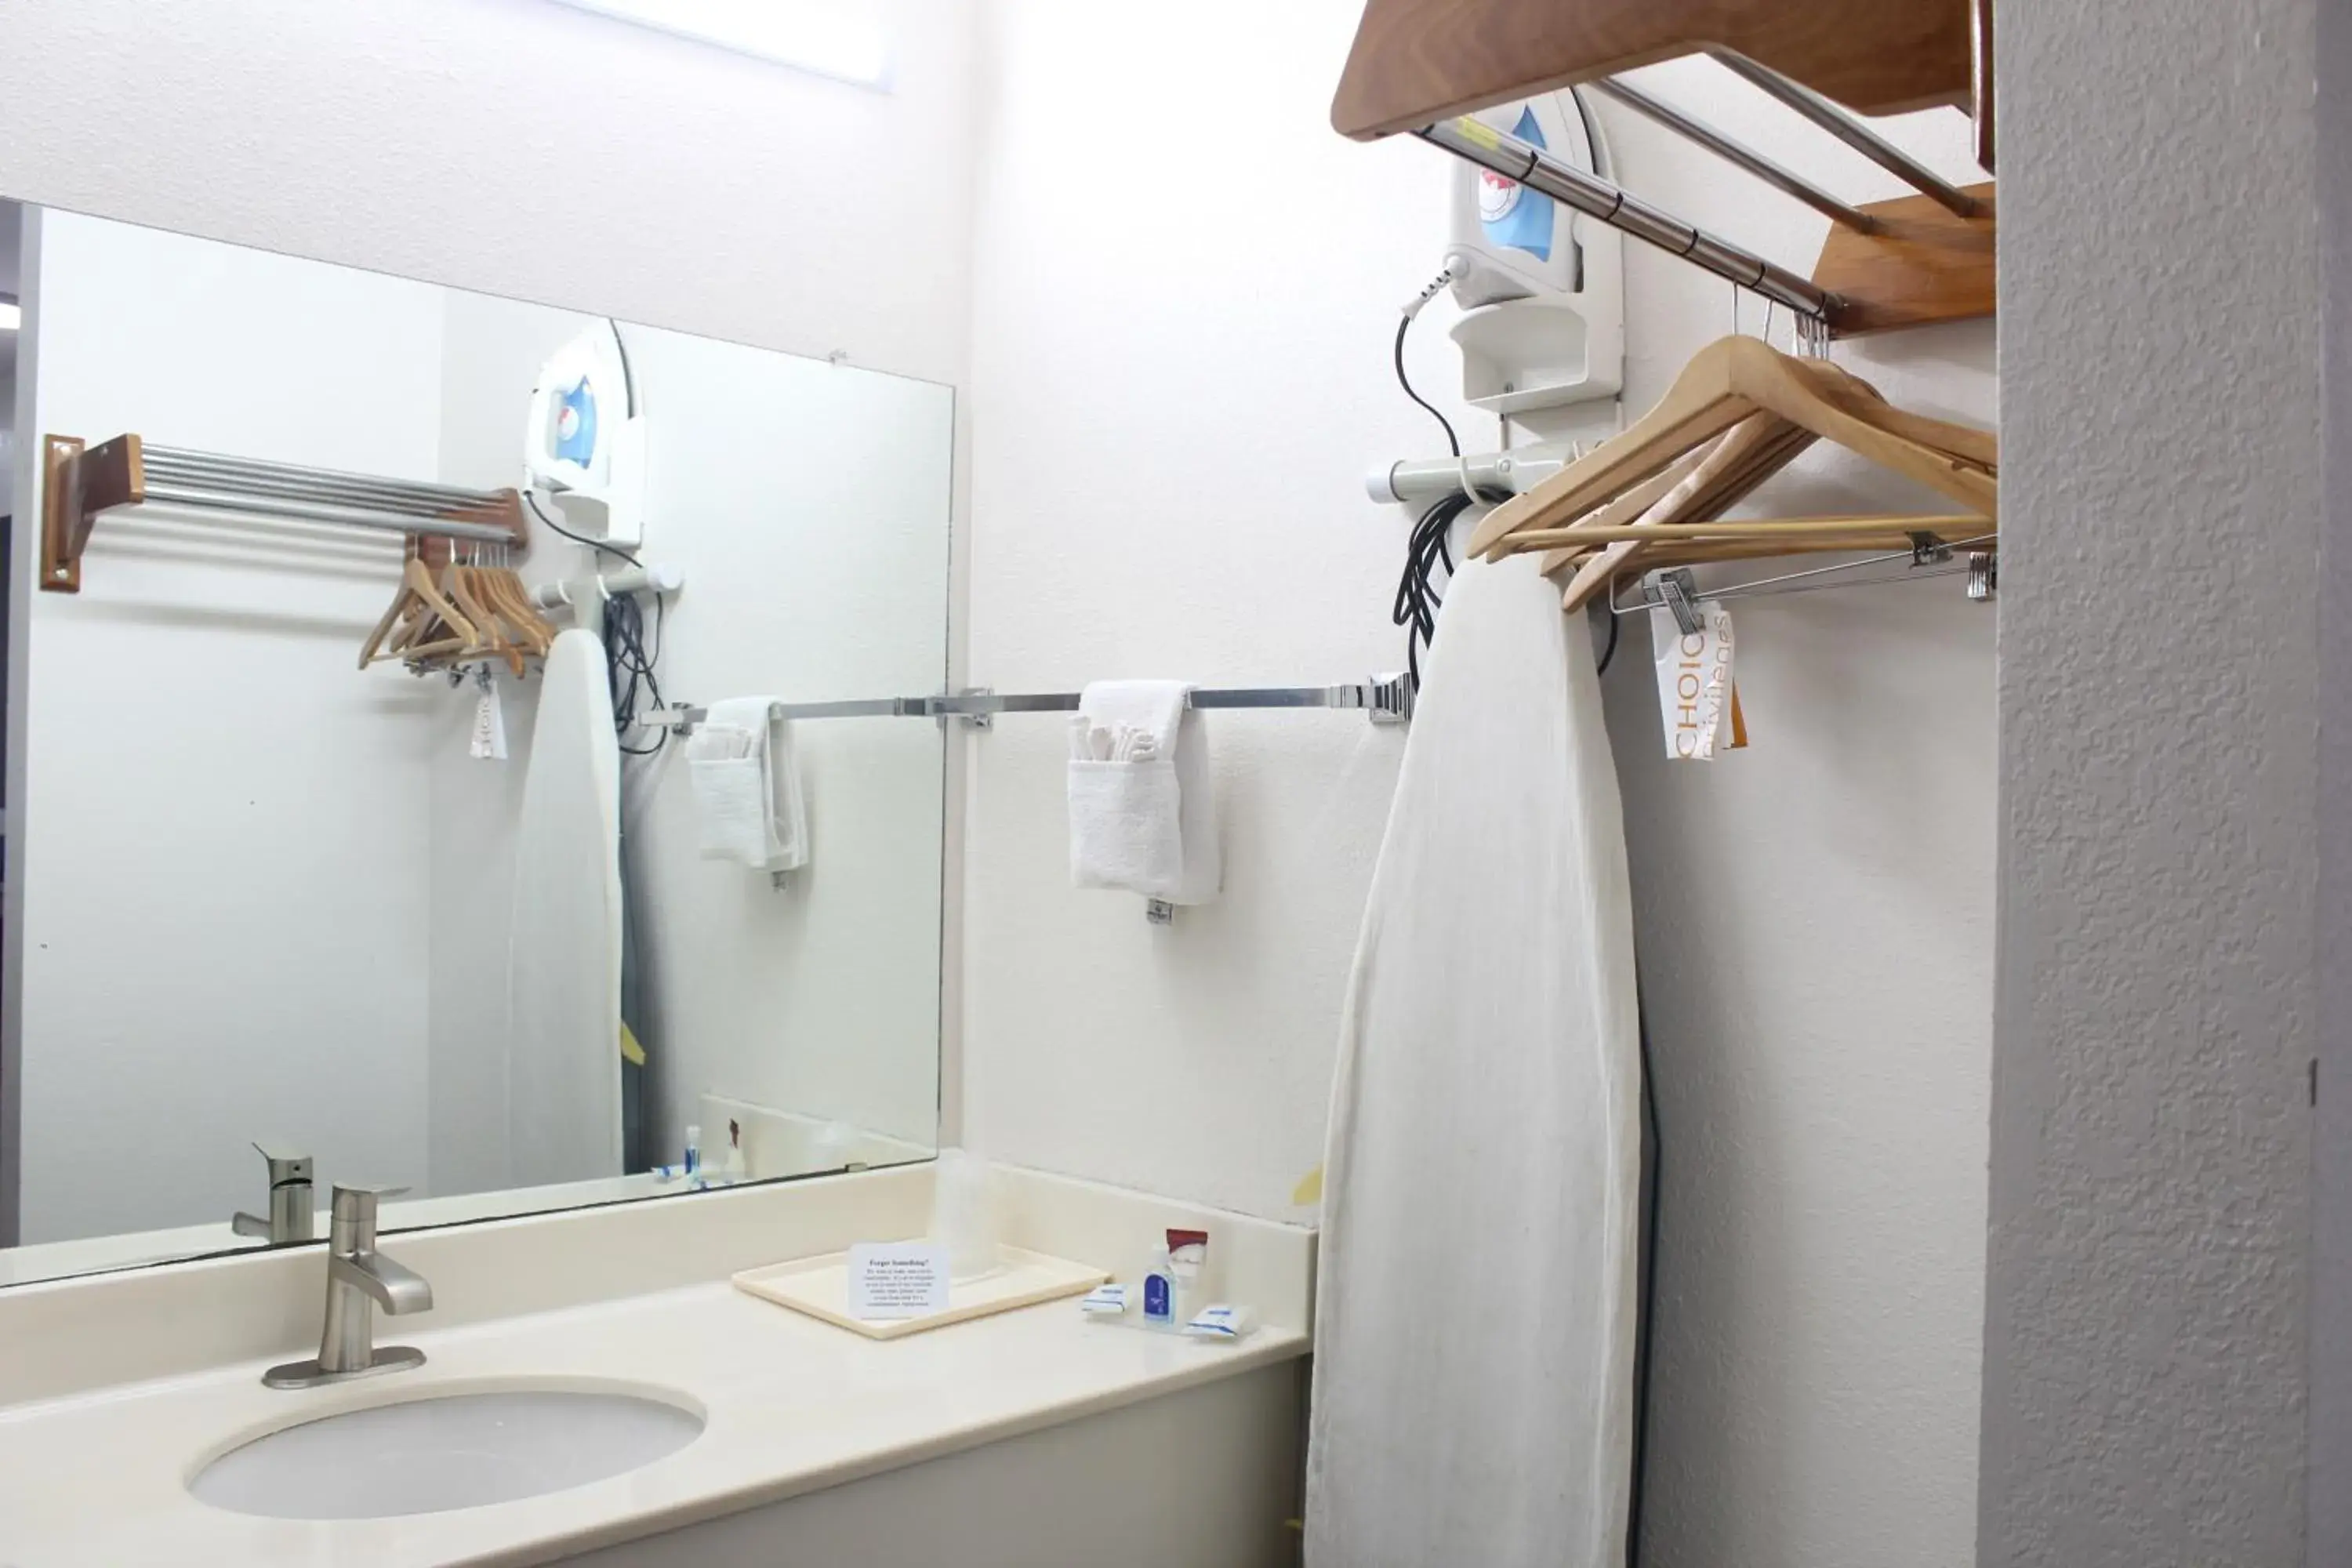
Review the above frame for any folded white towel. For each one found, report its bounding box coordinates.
[1069,681,1220,904]
[688,697,808,873]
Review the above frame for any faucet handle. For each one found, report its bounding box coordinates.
[328,1183,410,1244]
[330,1182,409,1214]
[252,1142,313,1187]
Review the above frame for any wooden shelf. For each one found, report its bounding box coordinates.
[1332,0,1973,140]
[1816,183,1996,338]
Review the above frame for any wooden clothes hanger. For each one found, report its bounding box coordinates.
[1468,335,1996,561]
[1548,413,1817,608]
[361,522,558,674]
[484,564,557,657]
[444,558,523,677]
[359,541,473,668]
[1466,334,1997,611]
[397,555,476,663]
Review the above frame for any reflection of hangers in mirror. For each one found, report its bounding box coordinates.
[388,550,474,665]
[486,563,557,657]
[440,554,522,677]
[358,538,425,670]
[360,537,469,667]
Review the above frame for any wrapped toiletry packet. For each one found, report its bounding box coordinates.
[1183,1303,1257,1341]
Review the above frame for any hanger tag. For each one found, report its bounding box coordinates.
[1652,599,1740,760]
[470,666,509,762]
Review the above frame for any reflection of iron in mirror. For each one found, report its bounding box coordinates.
[0,205,950,1287]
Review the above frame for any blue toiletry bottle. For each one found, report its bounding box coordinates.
[1142,1244,1176,1328]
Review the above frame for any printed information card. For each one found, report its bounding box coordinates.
[847,1241,951,1320]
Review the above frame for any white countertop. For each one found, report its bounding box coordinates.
[0,1277,1308,1566]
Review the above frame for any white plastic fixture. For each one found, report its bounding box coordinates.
[545,0,891,89]
[524,320,650,548]
[0,302,20,332]
[1442,90,1624,419]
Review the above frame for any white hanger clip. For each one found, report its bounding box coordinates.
[1653,569,1705,636]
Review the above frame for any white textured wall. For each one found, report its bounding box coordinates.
[961,0,1434,1217]
[1595,60,1994,1568]
[1982,2,2317,1563]
[16,212,446,1240]
[963,13,1994,1565]
[2318,0,2352,1553]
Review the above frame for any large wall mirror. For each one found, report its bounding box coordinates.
[0,201,951,1285]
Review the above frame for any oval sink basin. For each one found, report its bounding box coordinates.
[190,1388,704,1520]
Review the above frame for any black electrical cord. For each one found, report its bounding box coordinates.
[1394,489,1472,691]
[605,589,668,757]
[1596,603,1621,676]
[1393,312,1460,461]
[607,318,638,418]
[1392,288,1506,690]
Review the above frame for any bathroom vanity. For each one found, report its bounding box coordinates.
[0,1163,1314,1566]
[0,194,1316,1566]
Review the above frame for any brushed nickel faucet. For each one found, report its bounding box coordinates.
[230,1142,314,1245]
[263,1185,433,1390]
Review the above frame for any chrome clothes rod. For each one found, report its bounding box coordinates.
[1412,60,1990,327]
[1701,51,1984,218]
[1417,115,1833,319]
[648,676,1416,733]
[137,446,521,540]
[1583,78,1878,233]
[41,430,531,593]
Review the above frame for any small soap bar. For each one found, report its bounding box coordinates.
[1080,1283,1131,1318]
[1183,1303,1256,1341]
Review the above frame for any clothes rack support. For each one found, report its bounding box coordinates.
[1583,79,1878,232]
[1702,51,1984,217]
[1610,539,1999,616]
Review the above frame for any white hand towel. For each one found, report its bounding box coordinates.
[1069,681,1220,903]
[688,697,809,873]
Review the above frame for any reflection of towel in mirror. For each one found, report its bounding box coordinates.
[688,697,808,872]
[1067,681,1220,904]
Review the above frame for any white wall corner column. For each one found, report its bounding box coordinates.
[2314,0,2352,1555]
[1984,1,2319,1563]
